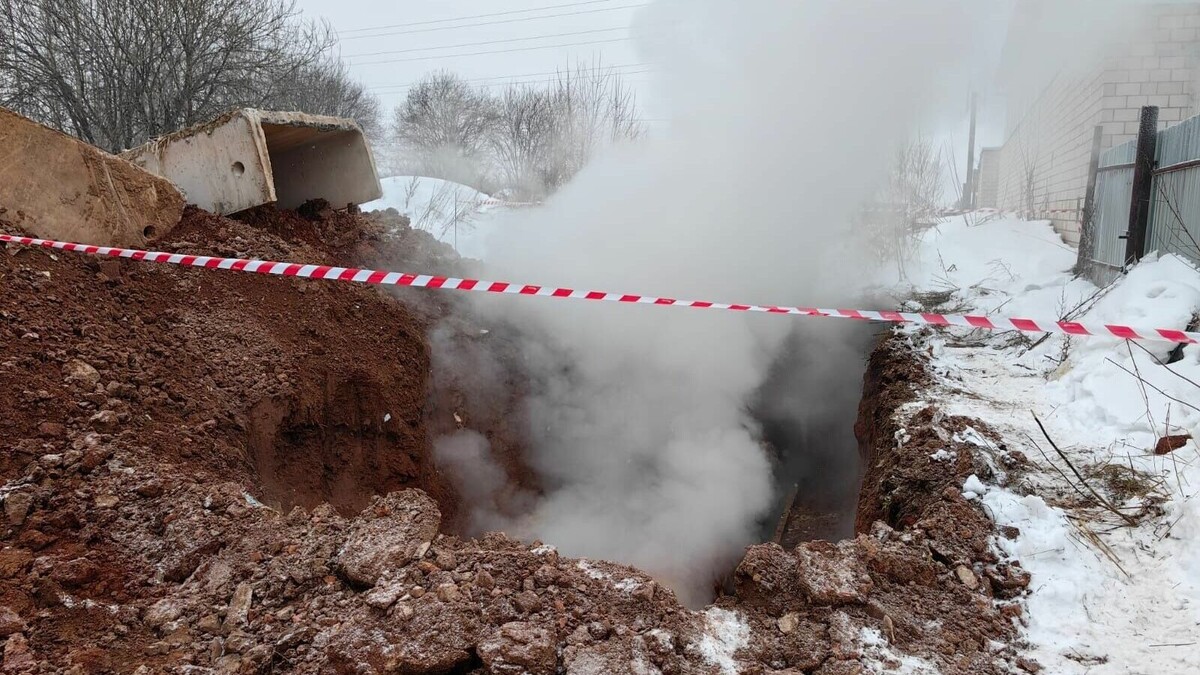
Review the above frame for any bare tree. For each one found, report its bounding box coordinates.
[391,71,496,187]
[541,62,642,193]
[862,137,946,278]
[0,0,374,152]
[489,86,558,196]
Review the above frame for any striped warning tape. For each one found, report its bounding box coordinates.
[3,233,1197,345]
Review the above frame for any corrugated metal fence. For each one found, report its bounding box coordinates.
[1087,111,1200,283]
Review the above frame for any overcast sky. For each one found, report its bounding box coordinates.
[294,0,649,115]
[293,0,1015,182]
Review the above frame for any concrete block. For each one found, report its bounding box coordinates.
[0,107,184,246]
[1161,56,1188,69]
[1152,69,1173,82]
[1114,107,1140,122]
[1141,81,1161,95]
[1170,94,1192,107]
[1101,96,1129,109]
[1149,95,1172,107]
[1160,81,1186,95]
[1128,95,1150,107]
[1161,107,1185,122]
[1171,28,1197,42]
[123,109,381,215]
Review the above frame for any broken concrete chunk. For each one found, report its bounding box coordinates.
[0,107,184,246]
[334,490,441,587]
[122,109,381,215]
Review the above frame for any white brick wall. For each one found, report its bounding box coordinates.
[984,3,1200,245]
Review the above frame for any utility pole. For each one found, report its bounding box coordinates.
[963,92,978,210]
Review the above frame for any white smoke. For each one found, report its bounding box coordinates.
[436,0,994,605]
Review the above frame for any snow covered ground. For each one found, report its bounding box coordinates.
[361,176,514,259]
[899,214,1200,673]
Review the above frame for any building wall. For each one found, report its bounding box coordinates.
[983,3,1200,245]
[976,147,1002,208]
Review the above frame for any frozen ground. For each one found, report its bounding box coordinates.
[362,176,513,259]
[898,214,1200,673]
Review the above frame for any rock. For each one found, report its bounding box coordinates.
[514,590,543,614]
[955,565,979,590]
[49,557,98,588]
[777,612,800,634]
[88,410,120,433]
[364,583,404,610]
[632,580,656,602]
[475,569,495,590]
[391,603,415,621]
[335,491,440,587]
[143,599,182,630]
[0,608,24,637]
[3,493,32,527]
[794,539,874,605]
[94,495,119,509]
[1016,657,1043,673]
[0,550,32,579]
[197,614,222,635]
[62,360,100,390]
[1,633,33,671]
[1155,434,1191,455]
[436,583,462,603]
[224,583,253,630]
[36,423,64,438]
[134,480,165,498]
[478,622,556,675]
[433,547,457,570]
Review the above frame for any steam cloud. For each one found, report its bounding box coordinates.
[432,0,992,605]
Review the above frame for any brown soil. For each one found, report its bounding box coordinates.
[0,204,1031,673]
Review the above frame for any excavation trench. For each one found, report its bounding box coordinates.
[755,324,881,549]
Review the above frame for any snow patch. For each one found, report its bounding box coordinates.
[694,607,749,675]
[860,627,940,674]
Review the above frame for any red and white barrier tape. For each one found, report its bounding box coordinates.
[3,233,1198,345]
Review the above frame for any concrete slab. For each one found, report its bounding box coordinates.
[0,107,185,246]
[122,109,381,215]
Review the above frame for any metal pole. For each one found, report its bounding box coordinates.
[964,92,978,209]
[1124,106,1159,266]
[1075,125,1104,275]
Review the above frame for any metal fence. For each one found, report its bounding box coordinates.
[1087,109,1200,284]
[1090,140,1137,281]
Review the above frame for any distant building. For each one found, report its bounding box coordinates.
[977,2,1200,244]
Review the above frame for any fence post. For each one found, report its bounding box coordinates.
[1074,125,1104,275]
[1125,106,1159,265]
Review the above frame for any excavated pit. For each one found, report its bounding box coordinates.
[0,199,1033,672]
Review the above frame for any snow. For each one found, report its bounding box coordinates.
[901,215,1200,673]
[961,474,988,500]
[694,607,750,675]
[361,175,518,259]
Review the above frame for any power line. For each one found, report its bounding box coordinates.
[341,4,647,41]
[349,38,633,67]
[367,63,649,91]
[337,0,620,35]
[345,28,627,60]
[372,71,654,95]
